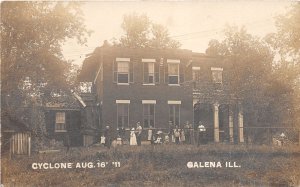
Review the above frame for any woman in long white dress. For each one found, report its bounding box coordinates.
[130,128,137,145]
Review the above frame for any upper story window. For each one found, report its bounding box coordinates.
[192,67,201,89]
[142,59,159,84]
[167,59,180,85]
[192,67,201,81]
[55,112,66,132]
[113,58,133,84]
[211,67,223,84]
[117,61,129,83]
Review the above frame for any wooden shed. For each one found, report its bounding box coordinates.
[1,112,31,156]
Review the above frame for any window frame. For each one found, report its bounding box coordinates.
[168,63,180,85]
[116,101,130,128]
[211,67,223,84]
[143,62,155,85]
[168,101,181,127]
[117,61,129,84]
[143,59,159,85]
[192,67,201,81]
[113,58,132,85]
[55,112,66,132]
[143,103,155,128]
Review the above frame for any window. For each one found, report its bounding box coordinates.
[192,67,200,81]
[117,102,129,128]
[168,63,179,84]
[143,103,155,128]
[55,112,66,132]
[144,62,155,84]
[143,59,159,84]
[165,59,183,85]
[211,67,223,84]
[168,101,181,127]
[113,58,133,84]
[117,61,129,83]
[192,67,200,89]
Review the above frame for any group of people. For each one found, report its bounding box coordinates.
[101,121,208,148]
[164,121,207,145]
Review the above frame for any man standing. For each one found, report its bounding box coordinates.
[174,125,180,144]
[104,126,111,149]
[118,126,126,144]
[136,122,142,146]
[184,121,191,144]
[168,121,174,143]
[197,122,206,146]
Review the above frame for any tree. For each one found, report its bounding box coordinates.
[119,13,151,48]
[150,23,181,49]
[265,3,300,129]
[1,2,90,106]
[1,2,90,142]
[274,3,300,54]
[116,13,181,49]
[206,25,274,129]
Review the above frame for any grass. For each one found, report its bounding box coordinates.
[1,144,300,187]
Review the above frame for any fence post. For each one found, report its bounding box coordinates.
[9,137,12,160]
[268,127,272,145]
[298,130,300,146]
[28,135,31,157]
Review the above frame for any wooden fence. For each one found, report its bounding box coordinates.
[10,132,31,156]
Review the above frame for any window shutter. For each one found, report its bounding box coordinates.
[179,63,184,84]
[129,60,134,83]
[113,60,117,83]
[143,62,148,83]
[164,62,168,84]
[155,62,159,83]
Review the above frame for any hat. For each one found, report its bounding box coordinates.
[131,128,135,130]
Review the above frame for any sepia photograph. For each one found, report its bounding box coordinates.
[1,1,300,186]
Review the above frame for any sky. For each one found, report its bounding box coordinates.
[61,1,292,66]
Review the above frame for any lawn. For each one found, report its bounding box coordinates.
[1,144,300,187]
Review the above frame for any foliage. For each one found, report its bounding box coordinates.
[1,2,89,135]
[268,3,300,55]
[115,13,181,49]
[206,25,274,126]
[205,3,300,129]
[265,3,300,128]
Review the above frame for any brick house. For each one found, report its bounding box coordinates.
[79,44,245,144]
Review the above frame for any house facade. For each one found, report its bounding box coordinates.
[44,93,100,147]
[79,45,245,144]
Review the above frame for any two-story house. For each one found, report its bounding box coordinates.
[78,44,245,144]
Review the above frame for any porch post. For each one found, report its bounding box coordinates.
[229,105,234,143]
[193,99,198,130]
[238,103,244,143]
[213,103,219,142]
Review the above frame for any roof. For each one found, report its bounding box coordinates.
[45,93,81,110]
[1,111,30,133]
